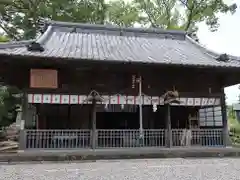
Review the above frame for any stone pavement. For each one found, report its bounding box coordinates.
[1,158,240,180]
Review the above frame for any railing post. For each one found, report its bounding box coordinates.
[95,130,98,148]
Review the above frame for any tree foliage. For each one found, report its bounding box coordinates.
[107,0,142,27]
[0,86,21,127]
[134,0,237,33]
[0,0,108,40]
[228,105,235,119]
[0,0,237,40]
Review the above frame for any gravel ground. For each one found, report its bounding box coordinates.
[1,158,240,180]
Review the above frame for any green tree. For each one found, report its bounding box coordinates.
[0,34,18,127]
[134,0,237,33]
[107,0,142,27]
[228,105,235,119]
[0,0,237,40]
[0,86,21,127]
[179,0,236,32]
[0,0,108,40]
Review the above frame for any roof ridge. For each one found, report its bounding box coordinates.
[46,20,187,36]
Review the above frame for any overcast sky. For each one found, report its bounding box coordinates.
[197,0,240,105]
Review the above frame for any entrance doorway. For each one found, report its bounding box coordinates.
[96,112,139,129]
[36,104,91,129]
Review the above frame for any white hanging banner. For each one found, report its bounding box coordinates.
[27,94,221,106]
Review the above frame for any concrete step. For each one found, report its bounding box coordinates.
[0,147,240,163]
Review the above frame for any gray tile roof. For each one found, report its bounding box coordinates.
[0,21,240,68]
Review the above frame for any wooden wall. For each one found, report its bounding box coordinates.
[24,67,222,96]
[0,58,227,97]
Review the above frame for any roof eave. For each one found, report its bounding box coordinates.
[1,53,240,71]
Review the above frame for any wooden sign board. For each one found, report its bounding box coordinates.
[30,69,58,88]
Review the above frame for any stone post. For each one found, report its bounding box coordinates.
[19,93,27,151]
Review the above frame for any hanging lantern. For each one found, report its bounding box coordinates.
[153,104,157,112]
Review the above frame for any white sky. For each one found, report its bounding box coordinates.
[197,0,240,105]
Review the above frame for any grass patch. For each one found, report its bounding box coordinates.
[228,117,240,146]
[229,117,240,128]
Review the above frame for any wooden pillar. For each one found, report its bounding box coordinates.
[220,89,228,146]
[165,104,172,147]
[19,92,28,150]
[91,97,97,149]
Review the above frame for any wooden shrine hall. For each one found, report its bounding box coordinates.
[0,21,240,150]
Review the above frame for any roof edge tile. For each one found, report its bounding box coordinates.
[36,25,53,45]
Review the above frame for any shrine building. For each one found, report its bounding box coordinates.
[0,21,240,150]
